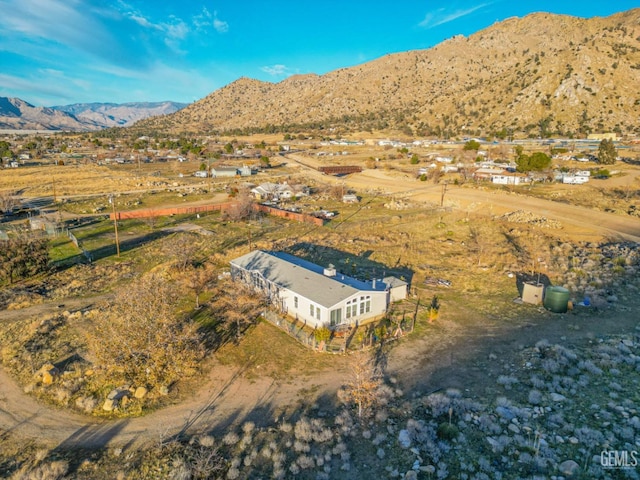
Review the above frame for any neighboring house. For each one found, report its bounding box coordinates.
[251,182,307,201]
[211,166,238,178]
[588,133,617,141]
[435,156,453,163]
[342,194,359,203]
[491,171,530,185]
[562,174,589,184]
[230,250,407,329]
[473,167,504,181]
[194,170,208,178]
[238,165,253,177]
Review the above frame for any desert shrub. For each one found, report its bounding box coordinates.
[437,422,459,441]
[528,389,543,405]
[314,327,331,343]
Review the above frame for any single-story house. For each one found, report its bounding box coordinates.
[342,194,359,203]
[211,166,239,178]
[473,167,504,181]
[238,165,252,177]
[491,171,530,185]
[230,250,408,329]
[562,174,589,184]
[250,182,308,201]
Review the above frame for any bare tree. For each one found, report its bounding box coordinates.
[339,353,382,419]
[224,192,255,221]
[183,263,216,309]
[0,190,17,214]
[87,274,204,388]
[207,279,266,340]
[167,233,201,271]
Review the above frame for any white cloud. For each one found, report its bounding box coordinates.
[213,18,229,33]
[261,64,290,76]
[193,8,228,34]
[419,3,491,28]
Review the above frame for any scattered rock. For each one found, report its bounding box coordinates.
[398,429,411,448]
[107,388,130,401]
[558,459,580,476]
[38,363,60,385]
[134,386,148,399]
[550,393,567,402]
[102,398,117,412]
[496,406,516,421]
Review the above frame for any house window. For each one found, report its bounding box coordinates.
[330,308,342,326]
[346,304,351,319]
[310,304,314,317]
[360,301,365,315]
[316,307,321,321]
[294,296,298,309]
[365,296,371,313]
[351,304,358,317]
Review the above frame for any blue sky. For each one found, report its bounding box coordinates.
[0,0,637,106]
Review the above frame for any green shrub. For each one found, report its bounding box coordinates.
[437,422,459,441]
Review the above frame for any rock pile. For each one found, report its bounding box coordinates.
[498,210,562,229]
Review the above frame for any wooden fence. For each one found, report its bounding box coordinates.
[110,203,233,220]
[110,202,325,226]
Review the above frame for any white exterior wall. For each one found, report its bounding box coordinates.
[279,286,327,329]
[388,284,408,303]
[492,175,525,185]
[279,287,387,329]
[562,176,589,184]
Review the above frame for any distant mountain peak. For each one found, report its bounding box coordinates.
[0,98,188,131]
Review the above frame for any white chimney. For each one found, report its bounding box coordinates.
[323,264,336,277]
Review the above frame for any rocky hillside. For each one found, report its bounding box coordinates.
[139,8,640,138]
[52,101,188,128]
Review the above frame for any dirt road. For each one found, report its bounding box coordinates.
[341,169,640,242]
[284,154,640,241]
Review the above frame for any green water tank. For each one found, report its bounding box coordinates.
[544,286,571,313]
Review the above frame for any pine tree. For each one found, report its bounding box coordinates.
[597,138,617,165]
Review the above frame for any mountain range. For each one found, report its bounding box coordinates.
[0,98,187,131]
[2,9,639,137]
[137,8,640,138]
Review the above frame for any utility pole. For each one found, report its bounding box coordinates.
[440,182,448,207]
[52,174,57,204]
[109,194,120,257]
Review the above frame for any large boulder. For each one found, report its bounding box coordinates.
[37,363,60,385]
